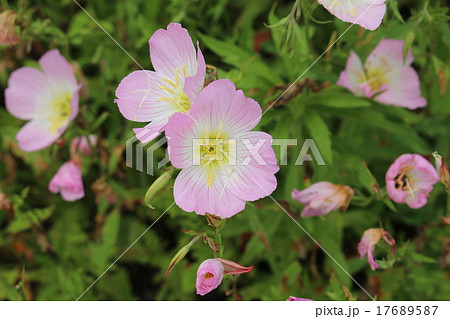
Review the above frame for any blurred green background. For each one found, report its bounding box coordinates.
[0,0,449,300]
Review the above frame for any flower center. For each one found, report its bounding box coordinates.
[42,92,72,134]
[196,124,236,188]
[394,165,417,195]
[366,67,388,92]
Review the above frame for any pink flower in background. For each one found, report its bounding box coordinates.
[338,39,427,109]
[318,0,387,30]
[288,296,312,301]
[386,154,439,209]
[49,161,84,201]
[292,182,354,218]
[165,79,279,218]
[358,228,395,271]
[0,10,20,45]
[115,23,205,143]
[196,259,224,296]
[70,135,97,156]
[5,49,79,152]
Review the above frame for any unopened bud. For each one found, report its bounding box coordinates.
[433,152,450,190]
[165,233,201,277]
[144,166,175,209]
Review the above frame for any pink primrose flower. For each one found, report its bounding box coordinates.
[386,154,439,209]
[338,39,427,109]
[358,228,395,271]
[292,182,354,218]
[5,49,80,152]
[165,79,279,218]
[115,23,205,143]
[49,161,84,201]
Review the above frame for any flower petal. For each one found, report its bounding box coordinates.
[16,119,61,152]
[374,66,426,109]
[337,51,366,96]
[190,79,263,135]
[115,70,177,123]
[366,39,414,71]
[318,0,387,31]
[225,132,279,201]
[149,23,198,78]
[173,166,246,218]
[5,67,48,120]
[39,49,78,92]
[183,42,206,103]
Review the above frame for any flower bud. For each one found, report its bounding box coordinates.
[165,233,201,277]
[49,161,84,201]
[144,166,175,209]
[216,257,254,275]
[206,213,226,229]
[433,152,450,190]
[196,259,224,296]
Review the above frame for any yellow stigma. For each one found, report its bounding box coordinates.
[196,126,236,188]
[43,92,72,134]
[158,65,191,113]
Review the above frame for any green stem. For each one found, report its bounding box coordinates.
[216,227,223,258]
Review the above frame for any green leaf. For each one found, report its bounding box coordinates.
[304,112,333,165]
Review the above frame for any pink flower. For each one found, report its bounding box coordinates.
[358,228,395,271]
[115,23,205,143]
[318,0,387,30]
[49,161,84,201]
[292,182,354,218]
[70,135,97,156]
[338,39,427,109]
[165,79,279,218]
[386,154,439,209]
[0,10,20,45]
[196,259,224,296]
[288,296,312,301]
[5,49,80,152]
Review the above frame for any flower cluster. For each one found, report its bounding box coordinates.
[115,23,279,218]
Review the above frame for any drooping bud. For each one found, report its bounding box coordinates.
[215,257,254,275]
[165,233,202,277]
[0,10,20,46]
[144,166,175,209]
[433,152,450,190]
